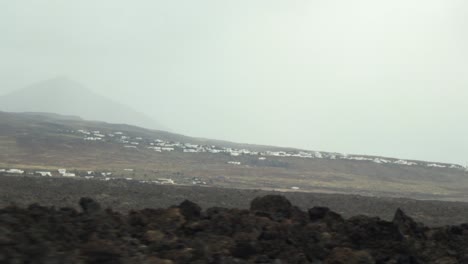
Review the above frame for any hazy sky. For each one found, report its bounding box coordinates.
[1,0,467,164]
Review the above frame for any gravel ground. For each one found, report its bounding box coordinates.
[1,175,468,227]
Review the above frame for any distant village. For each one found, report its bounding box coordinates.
[77,128,466,170]
[0,167,180,186]
[1,128,466,189]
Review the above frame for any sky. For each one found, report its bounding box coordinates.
[0,0,467,165]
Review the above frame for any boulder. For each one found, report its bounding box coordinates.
[79,197,102,214]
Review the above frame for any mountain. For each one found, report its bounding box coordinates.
[0,77,165,130]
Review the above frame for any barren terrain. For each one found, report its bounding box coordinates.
[1,111,468,203]
[2,175,468,227]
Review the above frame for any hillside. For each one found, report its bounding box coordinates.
[0,77,164,130]
[0,111,467,202]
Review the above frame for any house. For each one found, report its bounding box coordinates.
[147,146,162,152]
[162,147,175,152]
[157,178,175,184]
[36,171,52,177]
[58,169,67,174]
[291,186,300,190]
[373,158,390,164]
[347,156,373,161]
[7,169,24,174]
[78,129,91,135]
[84,137,102,141]
[62,172,76,177]
[297,152,313,158]
[394,160,417,166]
[427,163,446,168]
[101,172,112,176]
[258,157,266,160]
[227,161,241,165]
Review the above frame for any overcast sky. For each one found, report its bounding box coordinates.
[0,0,467,164]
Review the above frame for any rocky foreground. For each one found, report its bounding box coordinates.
[1,195,468,264]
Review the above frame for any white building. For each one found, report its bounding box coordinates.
[36,171,52,177]
[78,130,91,135]
[7,169,24,174]
[394,160,417,166]
[84,137,102,141]
[162,147,175,151]
[427,163,446,168]
[157,178,175,184]
[185,143,199,148]
[372,158,388,164]
[147,146,162,152]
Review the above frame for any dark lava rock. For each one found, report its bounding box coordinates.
[393,208,427,239]
[308,206,331,221]
[79,197,102,214]
[250,195,293,220]
[324,247,374,264]
[178,199,202,220]
[1,195,468,263]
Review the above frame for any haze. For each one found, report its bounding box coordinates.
[0,0,467,165]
